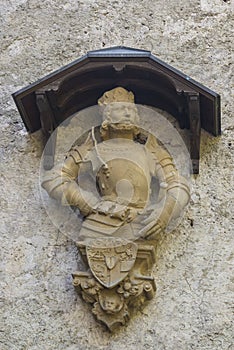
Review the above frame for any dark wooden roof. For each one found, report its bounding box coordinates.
[12,46,221,173]
[12,46,221,136]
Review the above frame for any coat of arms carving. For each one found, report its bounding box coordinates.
[86,238,137,288]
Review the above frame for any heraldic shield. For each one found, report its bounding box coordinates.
[86,238,138,288]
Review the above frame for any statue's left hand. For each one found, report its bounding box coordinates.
[138,206,171,238]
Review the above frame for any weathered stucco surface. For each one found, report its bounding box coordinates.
[1,1,233,349]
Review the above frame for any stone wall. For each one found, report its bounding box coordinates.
[1,1,233,349]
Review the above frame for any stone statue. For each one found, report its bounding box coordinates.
[41,87,190,330]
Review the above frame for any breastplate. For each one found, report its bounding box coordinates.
[86,139,153,209]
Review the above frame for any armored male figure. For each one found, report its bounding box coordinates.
[42,87,190,330]
[42,87,190,241]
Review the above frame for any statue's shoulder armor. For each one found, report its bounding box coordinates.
[65,147,82,164]
[145,133,173,164]
[65,131,95,164]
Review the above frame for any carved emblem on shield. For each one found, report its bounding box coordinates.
[86,238,138,288]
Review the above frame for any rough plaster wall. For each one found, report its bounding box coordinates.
[0,0,233,349]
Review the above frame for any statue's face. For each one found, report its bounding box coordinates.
[104,102,139,125]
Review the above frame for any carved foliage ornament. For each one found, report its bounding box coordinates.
[41,87,191,330]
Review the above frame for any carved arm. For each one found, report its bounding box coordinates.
[142,134,190,238]
[41,133,97,217]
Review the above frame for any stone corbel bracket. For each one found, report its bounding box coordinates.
[12,46,221,174]
[73,238,156,331]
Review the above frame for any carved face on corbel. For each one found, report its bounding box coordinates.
[99,289,124,314]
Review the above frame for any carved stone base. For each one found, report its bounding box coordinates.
[72,238,156,331]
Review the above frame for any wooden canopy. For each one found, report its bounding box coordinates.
[12,46,221,173]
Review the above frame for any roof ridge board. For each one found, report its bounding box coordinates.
[88,46,151,57]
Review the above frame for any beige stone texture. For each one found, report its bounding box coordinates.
[0,0,233,349]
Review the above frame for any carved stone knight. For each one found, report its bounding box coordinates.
[41,87,190,330]
[42,87,190,241]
